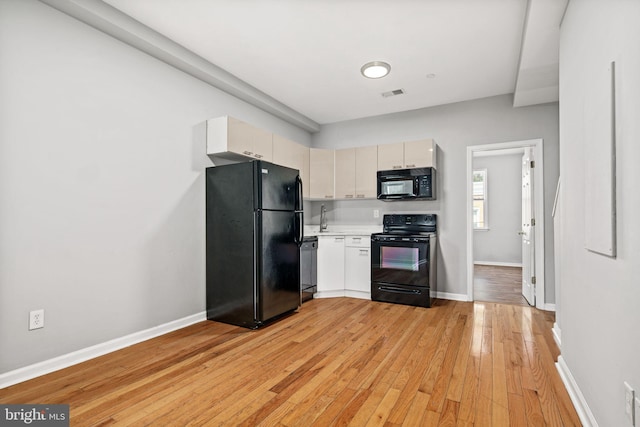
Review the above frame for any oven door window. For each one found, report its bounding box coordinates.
[372,240,429,287]
[381,247,419,271]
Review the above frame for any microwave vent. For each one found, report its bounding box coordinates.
[382,88,405,98]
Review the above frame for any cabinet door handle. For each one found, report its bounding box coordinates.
[359,249,369,255]
[406,164,415,168]
[255,154,263,159]
[335,237,344,242]
[325,195,333,199]
[356,194,365,198]
[393,165,402,169]
[243,150,253,156]
[345,194,353,198]
[352,237,361,241]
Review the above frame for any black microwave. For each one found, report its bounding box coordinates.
[377,167,436,201]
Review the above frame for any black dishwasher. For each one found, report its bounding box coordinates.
[300,236,318,302]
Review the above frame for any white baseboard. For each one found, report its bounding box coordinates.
[313,290,346,299]
[344,290,371,300]
[0,311,207,389]
[544,303,556,312]
[434,291,469,302]
[315,291,469,302]
[556,356,599,427]
[474,261,523,267]
[552,322,562,348]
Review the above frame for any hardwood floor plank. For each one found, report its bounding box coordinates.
[309,384,359,426]
[492,341,510,425]
[507,391,528,427]
[437,398,460,426]
[445,306,474,403]
[366,388,401,426]
[331,388,372,426]
[0,298,581,426]
[523,387,546,426]
[523,339,565,426]
[425,314,467,413]
[456,354,480,424]
[456,304,485,424]
[402,390,431,426]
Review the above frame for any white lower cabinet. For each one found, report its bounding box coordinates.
[345,237,371,298]
[317,236,345,296]
[316,235,371,300]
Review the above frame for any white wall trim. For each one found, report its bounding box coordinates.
[0,311,206,389]
[544,303,556,312]
[556,356,599,427]
[467,139,546,309]
[552,322,562,348]
[434,291,470,302]
[474,261,523,268]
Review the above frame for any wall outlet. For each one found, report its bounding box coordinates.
[624,381,635,425]
[373,209,380,219]
[29,309,44,330]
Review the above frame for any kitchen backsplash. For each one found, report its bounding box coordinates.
[305,199,441,226]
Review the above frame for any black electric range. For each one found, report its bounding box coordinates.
[371,214,437,308]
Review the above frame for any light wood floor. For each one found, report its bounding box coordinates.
[474,265,529,307]
[0,298,580,426]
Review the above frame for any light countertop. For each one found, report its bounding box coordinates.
[304,225,381,237]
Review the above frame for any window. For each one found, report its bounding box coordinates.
[473,169,488,229]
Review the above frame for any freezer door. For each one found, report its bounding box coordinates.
[256,210,300,321]
[254,161,298,211]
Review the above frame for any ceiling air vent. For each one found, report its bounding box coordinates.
[382,88,405,98]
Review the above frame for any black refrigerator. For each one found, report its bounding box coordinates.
[206,161,303,328]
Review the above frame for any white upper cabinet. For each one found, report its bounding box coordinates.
[273,134,310,198]
[207,116,273,162]
[404,139,436,169]
[335,146,378,199]
[334,148,356,199]
[354,146,378,198]
[377,142,405,171]
[309,148,335,199]
[377,139,437,170]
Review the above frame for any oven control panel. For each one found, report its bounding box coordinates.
[371,235,431,243]
[381,214,437,234]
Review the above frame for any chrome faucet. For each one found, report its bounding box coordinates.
[320,204,328,232]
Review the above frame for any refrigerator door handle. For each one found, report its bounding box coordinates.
[253,211,259,321]
[295,211,304,246]
[295,175,303,211]
[295,175,304,246]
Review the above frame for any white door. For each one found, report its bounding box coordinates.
[521,148,535,305]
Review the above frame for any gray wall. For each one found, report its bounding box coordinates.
[558,1,640,425]
[473,154,522,264]
[312,95,559,300]
[0,0,310,374]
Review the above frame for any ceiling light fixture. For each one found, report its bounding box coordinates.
[361,61,391,79]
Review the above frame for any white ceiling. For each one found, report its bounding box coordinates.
[94,0,565,127]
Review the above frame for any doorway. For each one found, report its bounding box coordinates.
[466,139,545,309]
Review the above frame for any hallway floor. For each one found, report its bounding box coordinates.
[474,264,530,306]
